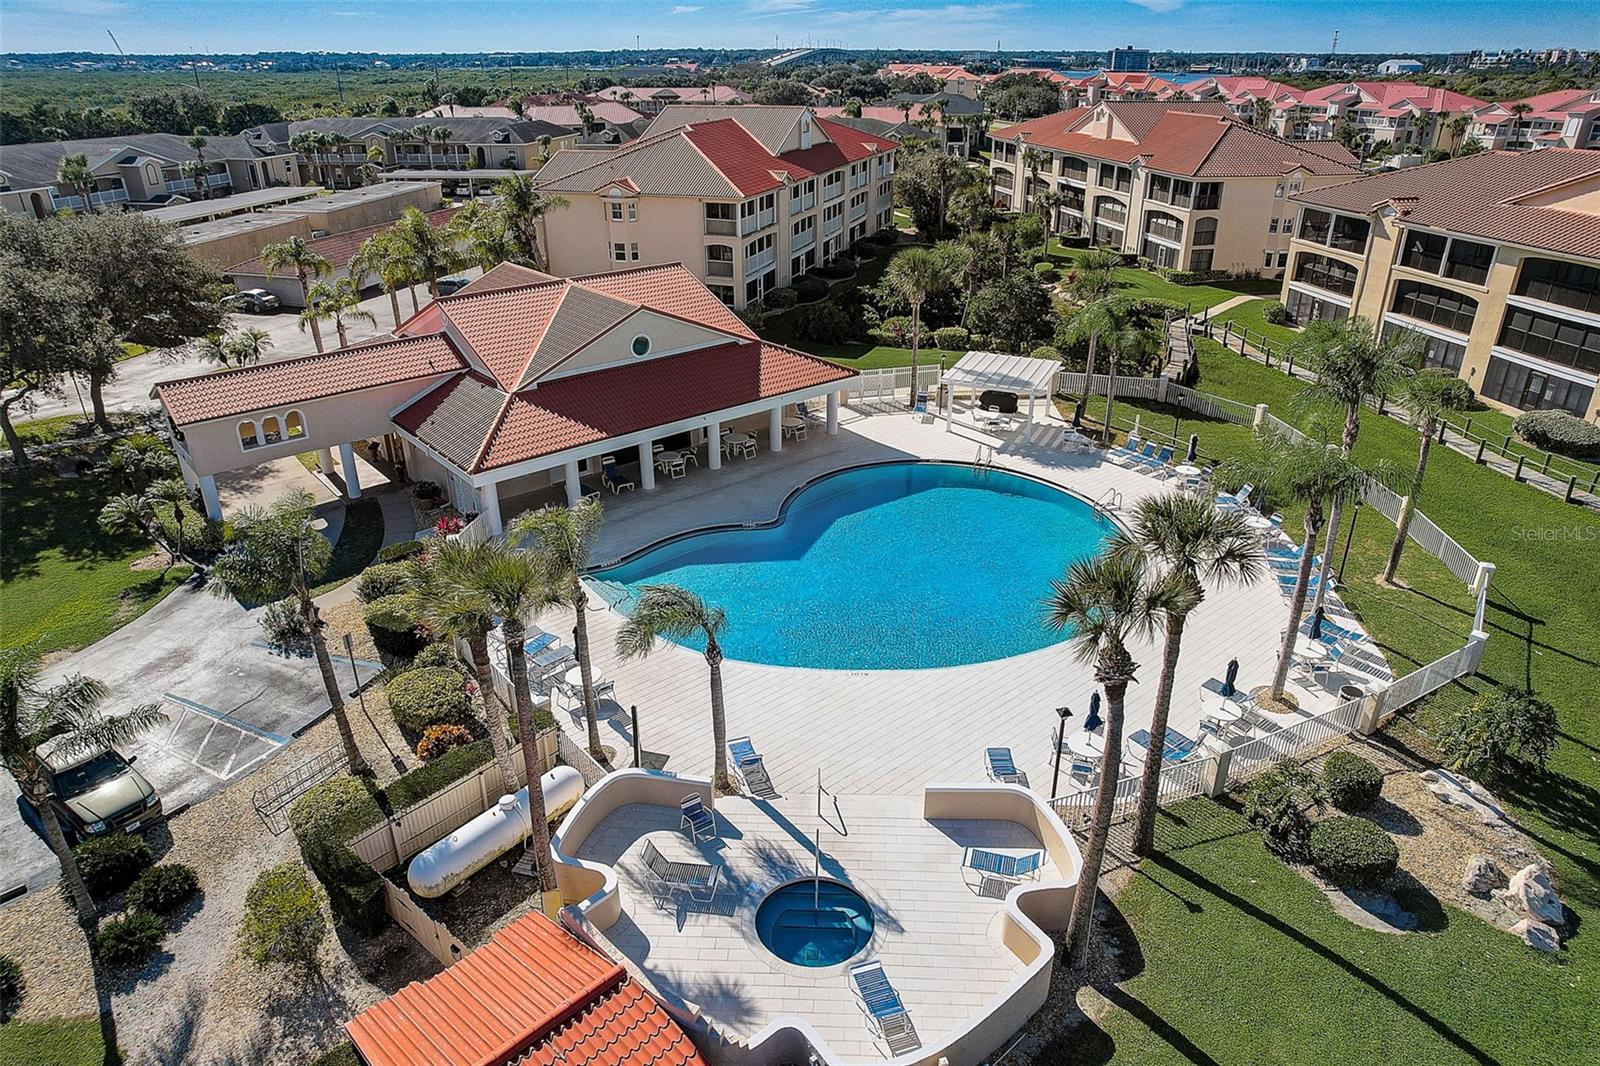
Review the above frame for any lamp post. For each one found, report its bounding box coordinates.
[1050,706,1072,800]
[1338,501,1362,582]
[630,704,642,768]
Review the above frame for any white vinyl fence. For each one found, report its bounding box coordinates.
[846,365,941,404]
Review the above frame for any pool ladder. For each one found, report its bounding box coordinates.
[1093,488,1123,517]
[974,445,994,477]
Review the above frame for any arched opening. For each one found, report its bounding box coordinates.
[28,192,45,219]
[239,420,259,449]
[285,411,307,440]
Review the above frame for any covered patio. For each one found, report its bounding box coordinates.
[939,351,1062,431]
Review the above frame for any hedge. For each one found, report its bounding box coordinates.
[69,833,153,900]
[385,739,497,811]
[376,539,429,563]
[413,641,465,673]
[94,911,166,968]
[765,286,799,310]
[1513,409,1600,461]
[386,666,472,732]
[362,593,426,660]
[125,863,199,914]
[1031,345,1063,362]
[933,326,970,351]
[155,502,226,558]
[288,778,386,934]
[242,862,327,970]
[791,274,829,301]
[1262,300,1291,326]
[1309,816,1399,887]
[355,563,411,605]
[1322,751,1384,811]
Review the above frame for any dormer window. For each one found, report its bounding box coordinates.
[631,334,651,357]
[800,115,813,150]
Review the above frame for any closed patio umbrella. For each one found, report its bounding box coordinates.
[1222,658,1239,698]
[1186,434,1199,464]
[1310,606,1325,642]
[1083,690,1103,732]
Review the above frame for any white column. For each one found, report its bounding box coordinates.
[177,454,198,493]
[198,474,222,522]
[638,442,656,491]
[825,392,839,436]
[1027,392,1037,423]
[563,459,581,506]
[480,482,503,535]
[317,446,336,477]
[769,406,784,452]
[707,420,722,469]
[338,442,362,498]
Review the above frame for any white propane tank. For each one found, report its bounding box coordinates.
[406,765,585,898]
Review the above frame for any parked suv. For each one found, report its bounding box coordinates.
[28,741,162,844]
[223,288,281,314]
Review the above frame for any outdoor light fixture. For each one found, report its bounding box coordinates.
[1050,706,1072,800]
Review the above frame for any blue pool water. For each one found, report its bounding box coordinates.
[754,881,875,967]
[590,462,1113,670]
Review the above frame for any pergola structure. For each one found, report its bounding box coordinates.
[940,351,1061,427]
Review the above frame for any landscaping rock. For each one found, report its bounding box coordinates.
[1510,918,1561,953]
[1462,854,1504,896]
[1418,769,1507,827]
[1496,863,1565,928]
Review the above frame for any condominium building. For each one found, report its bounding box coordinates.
[534,106,897,309]
[1281,149,1600,422]
[989,102,1359,276]
[879,64,996,98]
[593,85,752,113]
[240,117,577,187]
[1467,89,1600,151]
[0,133,300,218]
[1268,82,1487,152]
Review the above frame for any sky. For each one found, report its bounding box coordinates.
[2,0,1595,56]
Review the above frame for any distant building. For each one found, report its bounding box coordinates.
[1108,47,1150,73]
[1295,57,1325,72]
[1468,89,1600,151]
[879,63,996,99]
[242,117,577,187]
[593,85,751,114]
[1269,81,1487,152]
[1378,58,1426,75]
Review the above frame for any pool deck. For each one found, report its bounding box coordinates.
[527,403,1348,799]
[569,790,1063,1060]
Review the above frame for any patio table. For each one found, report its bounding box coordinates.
[1294,636,1330,663]
[1063,730,1105,759]
[1173,464,1201,478]
[1243,515,1275,533]
[654,449,682,471]
[781,417,807,440]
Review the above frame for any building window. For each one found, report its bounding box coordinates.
[744,233,773,259]
[1498,307,1600,374]
[239,420,259,449]
[1298,208,1369,251]
[1274,181,1286,199]
[260,415,284,445]
[1192,217,1217,246]
[1391,280,1478,333]
[1399,231,1494,286]
[1278,251,1289,268]
[1143,211,1183,244]
[1194,182,1222,210]
[608,200,637,222]
[611,242,639,262]
[1285,288,1350,324]
[1189,248,1214,272]
[1096,164,1131,192]
[1268,217,1279,234]
[705,202,736,235]
[1293,252,1359,296]
[1481,356,1595,416]
[284,410,306,440]
[1515,257,1600,314]
[705,244,734,277]
[1061,156,1088,182]
[1382,320,1466,372]
[631,334,651,357]
[708,283,735,306]
[1140,238,1180,268]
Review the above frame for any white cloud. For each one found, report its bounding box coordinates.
[671,4,703,11]
[1127,0,1186,11]
[746,0,817,12]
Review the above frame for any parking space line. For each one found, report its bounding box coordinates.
[162,692,291,745]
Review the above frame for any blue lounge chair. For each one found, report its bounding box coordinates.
[1128,727,1198,763]
[522,632,557,655]
[1109,435,1143,465]
[913,391,932,422]
[601,456,635,494]
[680,794,718,841]
[1143,444,1175,472]
[1216,483,1255,510]
[984,747,1025,785]
[1276,570,1329,591]
[727,736,773,796]
[848,961,921,1055]
[962,847,1044,892]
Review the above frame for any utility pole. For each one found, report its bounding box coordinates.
[335,61,345,104]
[1330,29,1339,66]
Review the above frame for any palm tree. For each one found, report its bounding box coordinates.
[1034,189,1069,256]
[509,501,606,758]
[1099,318,1160,444]
[431,126,453,167]
[1288,316,1418,610]
[145,478,196,567]
[459,543,559,893]
[449,201,517,270]
[1223,431,1380,702]
[1448,114,1471,148]
[883,247,955,410]
[615,585,733,797]
[262,237,332,352]
[394,206,463,297]
[1022,146,1045,211]
[185,128,210,198]
[56,153,97,213]
[299,277,376,348]
[410,124,437,168]
[1046,553,1181,966]
[1252,97,1273,129]
[195,328,273,368]
[288,131,317,184]
[1508,101,1534,142]
[1110,494,1263,855]
[493,173,568,269]
[1062,246,1124,413]
[1,647,166,926]
[413,541,520,795]
[98,492,178,564]
[1382,371,1470,584]
[210,490,367,774]
[349,231,412,328]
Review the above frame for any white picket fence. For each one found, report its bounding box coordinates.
[846,365,940,404]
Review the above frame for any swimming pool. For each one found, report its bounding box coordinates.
[754,880,875,967]
[590,462,1114,670]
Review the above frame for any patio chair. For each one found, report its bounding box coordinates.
[795,399,820,422]
[680,794,718,841]
[848,961,921,1056]
[1144,444,1175,473]
[962,847,1045,895]
[601,456,635,495]
[739,437,757,460]
[1068,757,1098,788]
[1215,483,1254,510]
[913,391,933,423]
[640,840,722,908]
[727,736,774,796]
[522,631,558,656]
[1197,716,1226,743]
[1107,435,1141,466]
[984,747,1026,785]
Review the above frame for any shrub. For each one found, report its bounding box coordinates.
[1439,687,1559,782]
[416,723,474,761]
[70,833,153,900]
[737,301,767,332]
[871,315,916,347]
[1309,816,1399,887]
[1031,344,1063,362]
[1322,751,1384,811]
[363,593,426,660]
[309,1043,362,1066]
[434,515,465,536]
[412,480,443,502]
[791,274,829,301]
[413,641,464,672]
[814,259,856,280]
[355,562,410,604]
[259,597,310,654]
[765,286,799,310]
[1033,262,1058,282]
[871,228,898,248]
[968,333,991,350]
[932,326,970,351]
[126,863,199,914]
[376,538,429,563]
[1513,409,1600,461]
[789,301,855,345]
[94,911,165,968]
[242,862,327,970]
[385,739,496,810]
[386,666,472,732]
[1243,759,1325,861]
[1262,300,1291,326]
[155,502,225,558]
[0,954,21,1019]
[288,778,385,935]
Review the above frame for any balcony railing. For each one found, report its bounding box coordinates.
[849,201,868,223]
[744,249,775,277]
[704,218,737,236]
[792,229,815,253]
[823,214,844,237]
[739,209,776,237]
[52,187,132,210]
[849,173,868,191]
[823,182,844,203]
[789,192,816,215]
[706,260,735,277]
[395,151,468,166]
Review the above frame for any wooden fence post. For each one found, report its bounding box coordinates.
[1566,475,1577,504]
[1513,455,1525,482]
[1475,438,1486,464]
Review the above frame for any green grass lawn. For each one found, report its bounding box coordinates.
[13,412,148,448]
[1050,242,1282,310]
[1063,338,1600,1064]
[310,497,386,596]
[1210,296,1300,351]
[0,467,192,657]
[0,1017,116,1066]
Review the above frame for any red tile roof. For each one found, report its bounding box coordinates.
[228,207,458,277]
[154,334,465,426]
[398,339,853,473]
[575,262,756,341]
[346,913,703,1066]
[682,119,785,196]
[1291,148,1600,259]
[1297,81,1487,114]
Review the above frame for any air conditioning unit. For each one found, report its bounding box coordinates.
[491,129,509,143]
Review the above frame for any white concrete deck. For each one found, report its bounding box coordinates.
[523,402,1340,800]
[575,792,1058,1059]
